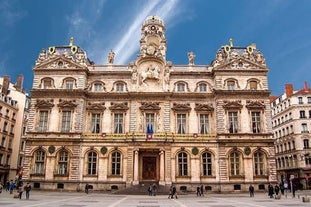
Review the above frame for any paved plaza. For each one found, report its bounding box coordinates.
[0,190,310,207]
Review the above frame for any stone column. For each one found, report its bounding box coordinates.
[133,150,139,185]
[159,150,165,185]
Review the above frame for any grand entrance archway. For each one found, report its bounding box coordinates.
[142,157,157,180]
[139,150,159,182]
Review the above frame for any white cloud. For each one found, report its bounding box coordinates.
[0,0,26,27]
[66,0,182,64]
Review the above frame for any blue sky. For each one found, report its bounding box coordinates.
[0,0,310,96]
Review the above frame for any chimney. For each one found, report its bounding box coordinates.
[304,81,309,90]
[285,84,293,97]
[15,74,23,91]
[1,75,10,95]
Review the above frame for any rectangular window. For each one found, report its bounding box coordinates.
[43,79,52,89]
[94,83,103,91]
[91,113,101,133]
[65,80,74,89]
[308,97,311,104]
[228,112,238,133]
[177,83,185,92]
[199,84,207,92]
[251,112,261,133]
[34,151,45,174]
[114,113,123,133]
[146,113,155,133]
[227,81,235,90]
[177,114,186,134]
[58,152,68,175]
[38,111,48,132]
[298,97,303,104]
[250,81,257,90]
[61,111,71,132]
[300,110,306,118]
[116,83,124,92]
[302,123,308,133]
[199,114,209,134]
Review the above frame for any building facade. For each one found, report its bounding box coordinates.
[271,83,311,190]
[23,16,276,192]
[0,75,29,184]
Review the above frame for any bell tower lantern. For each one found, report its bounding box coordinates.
[139,15,167,60]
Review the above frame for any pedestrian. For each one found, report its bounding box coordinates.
[268,183,274,198]
[148,184,152,196]
[172,185,178,199]
[168,185,172,199]
[196,186,201,196]
[85,183,89,194]
[9,180,15,194]
[24,183,31,199]
[274,184,280,196]
[152,183,157,196]
[200,185,204,196]
[249,184,254,197]
[18,183,23,199]
[0,183,3,193]
[292,183,296,198]
[280,183,284,195]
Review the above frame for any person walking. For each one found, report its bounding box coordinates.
[24,183,31,199]
[85,183,89,194]
[18,183,23,199]
[249,184,254,197]
[196,186,201,196]
[172,185,178,199]
[200,185,204,196]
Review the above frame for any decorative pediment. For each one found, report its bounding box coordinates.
[171,103,191,112]
[57,99,78,109]
[35,99,54,109]
[86,102,106,111]
[223,100,243,110]
[109,102,129,111]
[139,102,161,111]
[36,56,85,70]
[246,101,265,110]
[194,104,214,112]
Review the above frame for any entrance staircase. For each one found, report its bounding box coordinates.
[113,182,170,195]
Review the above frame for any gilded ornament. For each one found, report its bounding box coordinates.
[71,46,77,54]
[49,47,55,55]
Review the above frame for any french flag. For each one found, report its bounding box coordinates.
[146,124,153,139]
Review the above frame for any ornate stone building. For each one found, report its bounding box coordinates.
[23,16,276,192]
[271,83,311,190]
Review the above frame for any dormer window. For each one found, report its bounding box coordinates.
[41,78,54,89]
[65,80,74,89]
[227,81,235,90]
[177,83,185,92]
[249,81,257,90]
[116,83,124,92]
[94,83,103,92]
[199,83,207,92]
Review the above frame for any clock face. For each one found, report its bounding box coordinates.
[146,45,155,55]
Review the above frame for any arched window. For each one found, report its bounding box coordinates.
[254,151,265,176]
[87,151,97,175]
[198,83,207,92]
[111,151,121,175]
[229,151,241,176]
[178,152,188,176]
[57,150,69,175]
[34,150,45,174]
[116,83,125,92]
[93,83,103,92]
[202,152,212,176]
[177,83,185,92]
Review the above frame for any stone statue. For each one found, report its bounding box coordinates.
[188,51,195,65]
[107,50,115,64]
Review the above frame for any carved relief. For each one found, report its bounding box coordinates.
[194,104,214,112]
[171,103,191,112]
[109,102,129,111]
[223,100,243,110]
[35,99,54,109]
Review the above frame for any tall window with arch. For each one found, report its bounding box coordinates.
[202,152,212,176]
[229,151,241,176]
[253,151,265,176]
[87,151,97,175]
[178,152,188,176]
[34,150,45,174]
[57,150,69,175]
[111,151,121,175]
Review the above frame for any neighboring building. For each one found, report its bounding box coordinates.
[271,82,311,190]
[23,16,276,192]
[0,75,29,184]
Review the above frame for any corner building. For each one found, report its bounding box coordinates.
[23,16,276,192]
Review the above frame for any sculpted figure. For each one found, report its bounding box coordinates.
[107,50,115,64]
[188,51,195,65]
